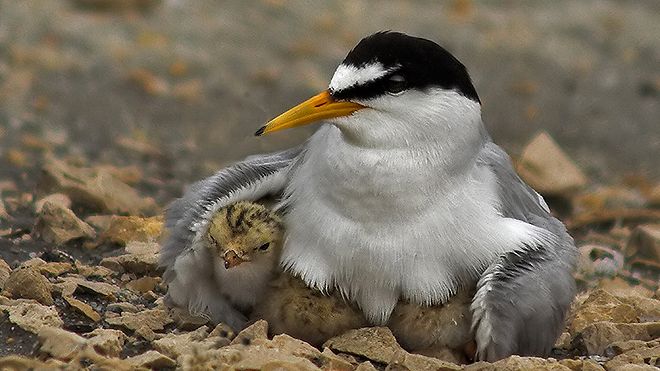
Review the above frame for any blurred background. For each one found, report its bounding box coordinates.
[1,0,658,200]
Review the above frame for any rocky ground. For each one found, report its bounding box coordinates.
[0,0,659,370]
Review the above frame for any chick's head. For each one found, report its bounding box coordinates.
[206,201,283,269]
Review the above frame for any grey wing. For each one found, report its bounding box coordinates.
[160,146,303,275]
[472,142,578,361]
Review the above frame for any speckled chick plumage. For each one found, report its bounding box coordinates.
[164,201,283,330]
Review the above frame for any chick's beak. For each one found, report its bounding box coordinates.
[255,90,365,136]
[223,250,247,269]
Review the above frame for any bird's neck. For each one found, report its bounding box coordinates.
[332,98,487,177]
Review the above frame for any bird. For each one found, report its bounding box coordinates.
[160,31,577,361]
[163,201,284,330]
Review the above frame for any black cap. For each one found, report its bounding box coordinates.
[331,31,480,103]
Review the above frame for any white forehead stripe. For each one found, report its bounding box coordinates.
[329,62,394,92]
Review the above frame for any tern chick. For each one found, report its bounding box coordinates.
[164,201,283,330]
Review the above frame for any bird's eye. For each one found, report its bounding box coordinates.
[386,75,406,95]
[258,243,270,251]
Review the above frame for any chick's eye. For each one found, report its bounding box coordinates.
[386,75,406,95]
[258,243,270,251]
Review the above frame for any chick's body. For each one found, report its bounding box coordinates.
[165,201,282,330]
[206,201,283,310]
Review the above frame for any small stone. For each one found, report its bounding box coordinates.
[84,328,126,358]
[106,302,139,313]
[0,355,52,370]
[231,320,269,345]
[208,322,236,339]
[387,350,462,371]
[34,193,71,213]
[0,259,11,290]
[39,156,158,215]
[38,327,86,361]
[64,295,101,322]
[2,267,53,305]
[58,276,120,298]
[596,277,655,298]
[125,240,161,255]
[356,361,379,371]
[105,309,173,341]
[324,327,403,364]
[84,215,114,231]
[0,300,63,334]
[100,250,160,274]
[577,322,660,355]
[569,290,639,333]
[171,307,211,331]
[604,344,660,370]
[125,276,159,293]
[125,350,176,369]
[558,359,605,371]
[625,224,660,261]
[100,216,163,245]
[516,132,587,196]
[75,262,114,278]
[153,326,214,359]
[38,262,74,277]
[32,201,96,245]
[465,356,570,371]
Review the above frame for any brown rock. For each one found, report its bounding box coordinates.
[125,350,176,369]
[465,356,571,371]
[208,322,236,339]
[604,344,660,370]
[569,290,639,333]
[100,216,163,245]
[171,307,211,331]
[100,250,160,274]
[58,276,120,298]
[84,215,114,231]
[153,326,225,359]
[573,186,648,214]
[387,350,462,371]
[615,294,660,323]
[231,319,269,345]
[38,327,86,361]
[356,361,379,371]
[75,262,114,278]
[2,267,53,305]
[557,359,605,371]
[64,295,101,322]
[596,277,655,298]
[0,355,53,370]
[577,322,660,355]
[516,132,587,196]
[0,300,63,334]
[39,156,157,215]
[34,193,71,213]
[626,224,660,261]
[324,327,403,364]
[38,262,75,277]
[648,184,660,207]
[0,259,11,290]
[32,201,96,245]
[105,308,173,341]
[125,276,159,293]
[84,328,126,357]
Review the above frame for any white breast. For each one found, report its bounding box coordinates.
[279,125,555,324]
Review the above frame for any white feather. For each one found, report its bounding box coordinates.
[278,89,554,324]
[329,63,397,92]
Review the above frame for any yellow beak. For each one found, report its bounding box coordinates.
[255,90,365,136]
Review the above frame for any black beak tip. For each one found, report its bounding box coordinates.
[254,126,266,136]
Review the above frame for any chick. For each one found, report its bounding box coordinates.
[206,201,283,310]
[252,273,368,347]
[165,201,283,330]
[387,289,476,364]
